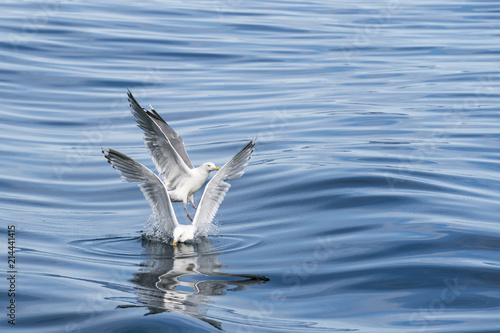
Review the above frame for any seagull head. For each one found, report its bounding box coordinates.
[201,162,220,172]
[172,224,196,246]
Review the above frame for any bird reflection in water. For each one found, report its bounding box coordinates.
[118,237,269,330]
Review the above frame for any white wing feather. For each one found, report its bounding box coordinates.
[127,90,192,190]
[146,104,194,169]
[102,148,179,235]
[192,139,256,237]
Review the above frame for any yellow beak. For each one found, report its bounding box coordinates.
[171,240,178,246]
[214,167,220,171]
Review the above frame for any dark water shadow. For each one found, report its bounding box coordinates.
[118,237,269,330]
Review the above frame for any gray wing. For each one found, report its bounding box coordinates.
[146,104,194,169]
[128,90,193,168]
[192,139,256,237]
[127,90,192,189]
[102,148,179,235]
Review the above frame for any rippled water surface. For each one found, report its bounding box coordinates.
[2,0,500,332]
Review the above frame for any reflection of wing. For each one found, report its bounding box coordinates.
[193,139,256,236]
[123,238,268,331]
[102,148,178,235]
[128,90,192,190]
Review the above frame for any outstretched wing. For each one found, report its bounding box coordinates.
[102,148,179,235]
[128,90,192,190]
[146,104,194,169]
[192,139,256,237]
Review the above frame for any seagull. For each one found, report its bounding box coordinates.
[102,138,256,245]
[127,90,220,221]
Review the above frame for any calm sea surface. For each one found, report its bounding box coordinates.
[1,1,500,332]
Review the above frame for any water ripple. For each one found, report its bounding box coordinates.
[2,0,500,331]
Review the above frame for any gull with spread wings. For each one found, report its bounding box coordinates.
[127,90,221,221]
[102,139,255,245]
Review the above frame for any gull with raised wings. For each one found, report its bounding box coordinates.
[102,139,255,245]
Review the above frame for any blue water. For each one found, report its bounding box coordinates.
[1,0,500,332]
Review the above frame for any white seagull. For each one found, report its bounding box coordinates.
[128,90,220,221]
[102,139,256,245]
